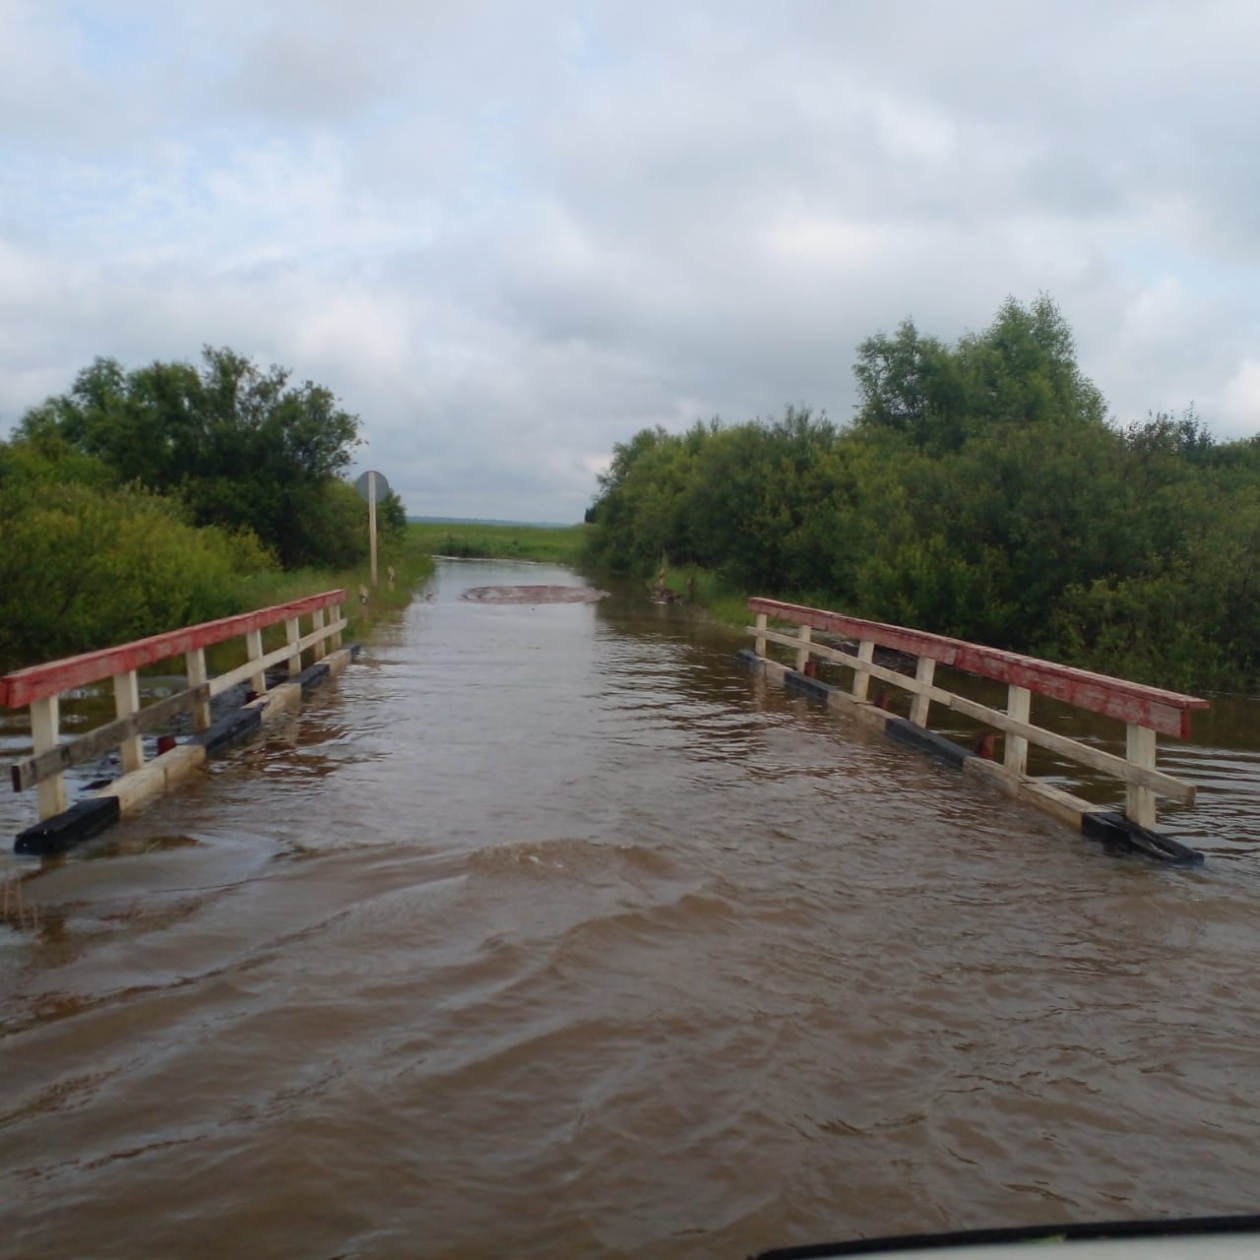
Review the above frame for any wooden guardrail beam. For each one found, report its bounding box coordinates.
[748,597,1209,739]
[755,624,1192,802]
[2,591,348,827]
[205,618,347,699]
[0,590,345,710]
[747,599,1208,844]
[10,685,211,792]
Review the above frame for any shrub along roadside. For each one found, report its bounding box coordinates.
[0,345,416,674]
[588,423,1260,694]
[0,477,434,674]
[583,297,1260,693]
[14,347,396,570]
[0,480,274,670]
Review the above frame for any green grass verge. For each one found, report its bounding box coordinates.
[232,529,435,652]
[658,564,851,634]
[408,520,588,565]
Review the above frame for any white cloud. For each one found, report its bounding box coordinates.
[1219,361,1260,434]
[3,0,1260,519]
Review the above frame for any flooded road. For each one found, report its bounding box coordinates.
[2,559,1260,1258]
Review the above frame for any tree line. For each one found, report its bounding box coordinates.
[585,297,1260,691]
[0,347,406,667]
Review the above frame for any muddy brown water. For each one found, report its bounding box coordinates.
[2,559,1259,1259]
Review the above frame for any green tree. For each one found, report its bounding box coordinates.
[584,292,1260,689]
[853,295,1106,451]
[18,347,369,568]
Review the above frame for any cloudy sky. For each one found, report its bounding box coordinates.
[2,1,1259,521]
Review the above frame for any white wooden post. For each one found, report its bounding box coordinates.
[853,640,875,702]
[754,612,767,657]
[285,617,302,677]
[331,603,343,650]
[909,656,936,727]
[113,670,143,774]
[186,648,211,732]
[795,624,812,672]
[312,608,327,661]
[246,628,266,695]
[368,471,379,587]
[1004,685,1031,775]
[1126,723,1158,830]
[29,694,67,820]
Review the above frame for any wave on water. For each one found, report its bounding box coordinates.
[467,836,677,881]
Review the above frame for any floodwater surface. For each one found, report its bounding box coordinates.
[1,559,1259,1259]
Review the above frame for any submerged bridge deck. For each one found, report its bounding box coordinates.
[0,586,1216,865]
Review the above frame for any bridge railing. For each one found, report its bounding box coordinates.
[748,598,1209,831]
[1,590,346,822]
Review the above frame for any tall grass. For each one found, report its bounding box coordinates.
[657,563,857,634]
[234,527,436,649]
[408,520,587,565]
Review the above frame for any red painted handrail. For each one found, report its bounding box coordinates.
[0,590,346,710]
[749,597,1209,739]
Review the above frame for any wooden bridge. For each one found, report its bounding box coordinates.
[743,598,1210,864]
[0,590,1214,864]
[1,591,352,855]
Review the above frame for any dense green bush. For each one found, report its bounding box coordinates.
[585,297,1260,690]
[0,346,412,669]
[16,346,381,569]
[0,475,275,667]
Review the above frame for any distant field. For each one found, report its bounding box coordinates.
[408,519,587,565]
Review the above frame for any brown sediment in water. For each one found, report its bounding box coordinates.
[460,584,609,604]
[4,558,1260,1260]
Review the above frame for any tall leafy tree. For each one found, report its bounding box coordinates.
[19,347,366,567]
[584,294,1260,688]
[853,295,1106,450]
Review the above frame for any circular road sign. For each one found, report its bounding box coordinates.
[354,470,391,503]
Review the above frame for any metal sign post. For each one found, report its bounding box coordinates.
[354,470,391,587]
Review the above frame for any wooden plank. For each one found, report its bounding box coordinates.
[208,619,346,698]
[1004,685,1031,776]
[285,617,302,676]
[1126,723,1158,829]
[29,695,66,820]
[754,629,934,696]
[96,743,211,816]
[245,628,266,696]
[748,598,1208,738]
[0,589,347,709]
[852,640,875,703]
[114,669,143,774]
[795,623,812,673]
[15,796,120,855]
[186,648,210,732]
[312,609,327,662]
[965,758,1100,828]
[945,691,1192,805]
[11,685,211,792]
[751,625,1194,803]
[909,656,935,727]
